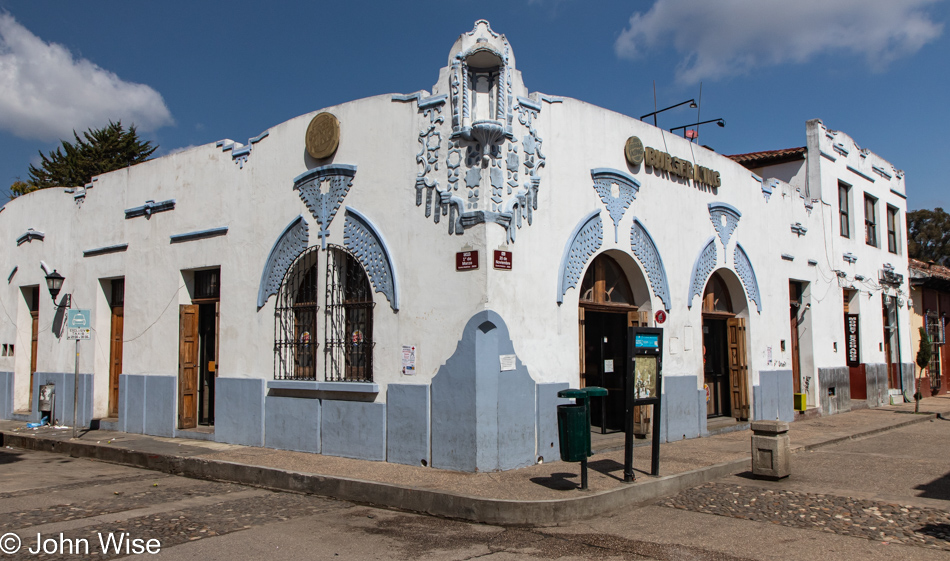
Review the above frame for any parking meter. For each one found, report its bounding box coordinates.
[625,326,663,481]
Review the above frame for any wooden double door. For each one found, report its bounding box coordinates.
[703,316,750,421]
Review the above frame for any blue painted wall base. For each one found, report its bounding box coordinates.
[386,384,429,466]
[118,374,177,436]
[215,378,265,447]
[0,371,12,420]
[265,395,321,453]
[431,310,537,472]
[32,372,94,427]
[818,367,851,415]
[660,375,702,442]
[753,370,794,422]
[536,383,569,463]
[322,400,386,461]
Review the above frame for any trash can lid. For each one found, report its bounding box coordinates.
[583,386,608,397]
[557,387,608,398]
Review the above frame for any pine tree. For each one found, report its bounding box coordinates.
[24,121,158,192]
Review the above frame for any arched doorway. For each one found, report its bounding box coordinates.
[701,270,750,420]
[578,253,648,431]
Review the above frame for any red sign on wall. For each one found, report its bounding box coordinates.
[456,250,479,271]
[654,310,667,324]
[493,250,512,270]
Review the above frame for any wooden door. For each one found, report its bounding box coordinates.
[727,317,750,420]
[108,306,124,417]
[578,307,585,388]
[178,305,199,429]
[29,309,38,407]
[789,282,802,394]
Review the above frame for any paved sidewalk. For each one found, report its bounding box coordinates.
[2,395,949,525]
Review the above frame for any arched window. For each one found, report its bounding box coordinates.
[325,245,374,382]
[580,254,635,307]
[702,271,734,314]
[275,246,320,380]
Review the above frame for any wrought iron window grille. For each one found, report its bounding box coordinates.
[274,246,321,380]
[325,245,375,383]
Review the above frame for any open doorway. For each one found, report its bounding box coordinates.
[26,287,39,409]
[578,254,647,432]
[179,268,219,429]
[701,271,750,421]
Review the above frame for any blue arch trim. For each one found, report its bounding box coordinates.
[630,218,671,311]
[257,215,309,309]
[343,207,399,312]
[734,243,762,313]
[557,210,603,304]
[687,236,718,309]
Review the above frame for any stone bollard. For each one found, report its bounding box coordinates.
[750,420,790,480]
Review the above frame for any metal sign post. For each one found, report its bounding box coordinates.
[624,326,664,482]
[66,310,91,438]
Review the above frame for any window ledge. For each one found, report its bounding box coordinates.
[267,380,379,393]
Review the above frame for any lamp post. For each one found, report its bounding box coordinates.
[670,118,725,140]
[45,270,79,438]
[640,99,697,127]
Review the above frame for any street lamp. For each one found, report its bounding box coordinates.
[670,118,725,139]
[640,99,698,127]
[45,270,65,303]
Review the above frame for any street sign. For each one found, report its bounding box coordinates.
[67,309,91,329]
[67,309,92,340]
[456,250,479,271]
[493,250,512,270]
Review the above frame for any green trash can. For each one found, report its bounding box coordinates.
[557,387,608,462]
[557,403,588,462]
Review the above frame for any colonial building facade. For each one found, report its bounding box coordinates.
[0,21,913,471]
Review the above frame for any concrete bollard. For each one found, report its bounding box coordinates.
[750,420,790,480]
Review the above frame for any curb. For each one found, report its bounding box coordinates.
[0,412,936,526]
[791,412,937,453]
[0,430,746,526]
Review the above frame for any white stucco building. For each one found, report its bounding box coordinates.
[0,21,913,471]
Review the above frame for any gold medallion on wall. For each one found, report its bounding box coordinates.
[624,136,644,166]
[306,112,340,160]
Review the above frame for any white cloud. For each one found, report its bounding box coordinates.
[615,0,944,83]
[0,13,173,141]
[163,144,199,157]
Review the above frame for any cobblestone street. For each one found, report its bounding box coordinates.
[662,483,950,551]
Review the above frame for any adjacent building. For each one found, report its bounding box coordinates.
[0,21,913,472]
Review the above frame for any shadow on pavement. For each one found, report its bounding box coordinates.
[915,471,950,501]
[530,472,579,491]
[0,449,24,465]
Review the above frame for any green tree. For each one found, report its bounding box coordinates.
[907,207,950,263]
[23,121,158,193]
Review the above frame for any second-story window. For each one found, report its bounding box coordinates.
[864,194,878,247]
[886,205,898,254]
[838,182,850,238]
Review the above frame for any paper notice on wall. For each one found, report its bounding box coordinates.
[402,345,416,375]
[500,354,517,372]
[604,359,614,373]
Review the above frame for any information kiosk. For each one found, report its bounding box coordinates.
[625,326,663,482]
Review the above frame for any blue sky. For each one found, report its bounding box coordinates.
[1,1,947,210]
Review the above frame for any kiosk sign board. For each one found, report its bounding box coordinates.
[626,326,664,479]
